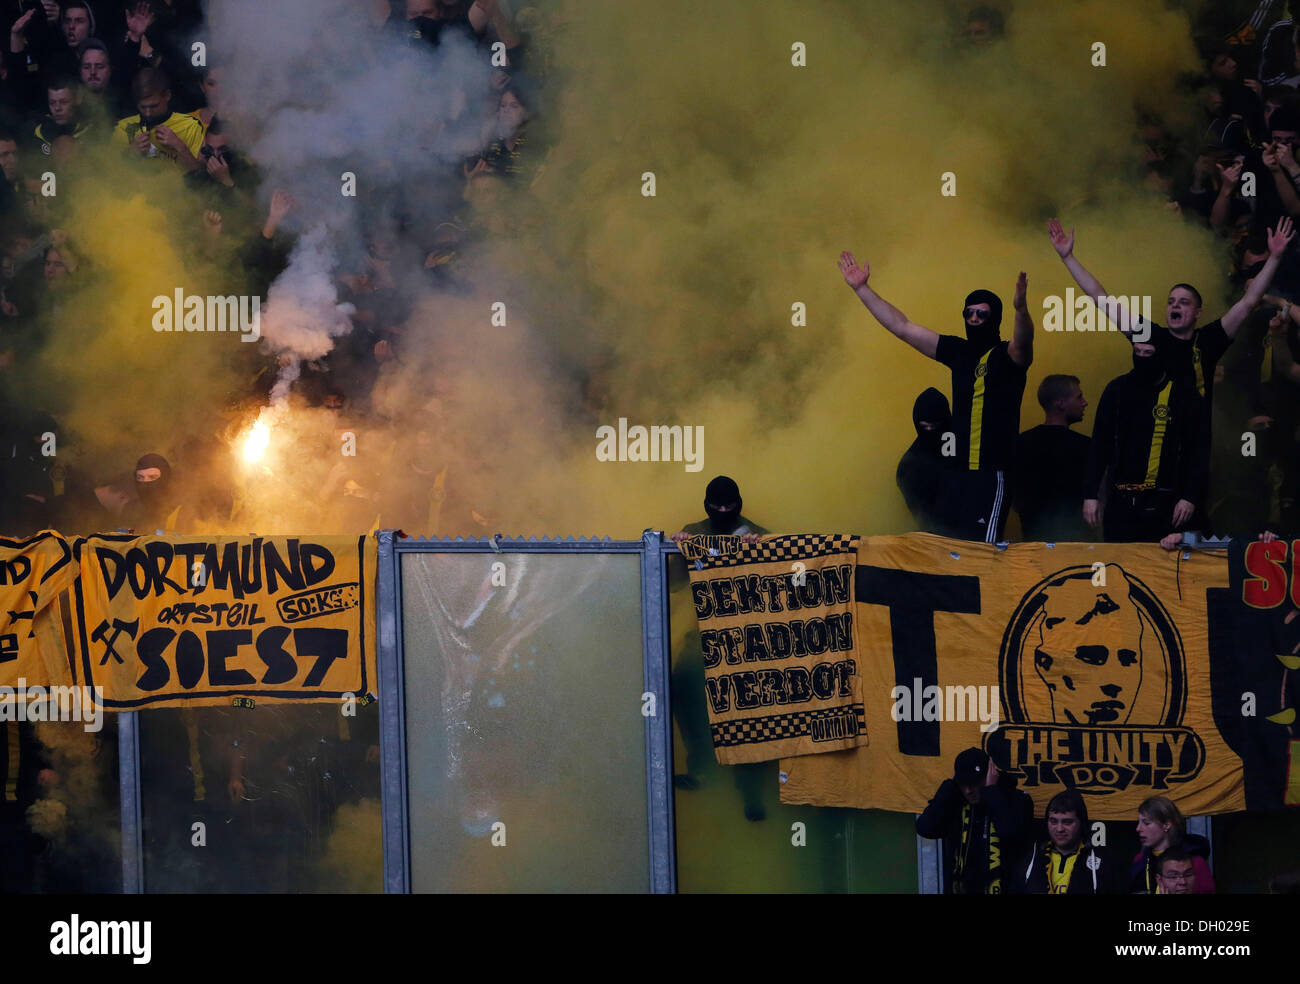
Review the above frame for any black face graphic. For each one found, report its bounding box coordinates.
[993,564,1198,797]
[1031,569,1143,725]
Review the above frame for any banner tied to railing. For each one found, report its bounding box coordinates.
[772,534,1253,819]
[683,533,867,764]
[71,534,376,708]
[0,532,79,693]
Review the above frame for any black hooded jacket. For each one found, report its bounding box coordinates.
[915,773,1034,894]
[896,387,955,532]
[1010,840,1122,894]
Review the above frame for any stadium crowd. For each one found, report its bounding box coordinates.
[0,0,541,893]
[866,2,1300,548]
[0,0,1296,894]
[682,3,1300,889]
[0,0,546,538]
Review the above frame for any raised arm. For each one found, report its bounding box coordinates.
[1222,217,1296,336]
[1209,161,1242,233]
[1008,270,1033,367]
[1047,218,1138,336]
[838,250,940,359]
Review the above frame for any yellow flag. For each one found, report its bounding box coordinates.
[779,533,1243,819]
[685,533,866,764]
[71,533,377,709]
[0,531,78,692]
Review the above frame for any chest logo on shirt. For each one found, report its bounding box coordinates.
[974,361,989,379]
[986,565,1204,796]
[1152,404,1172,422]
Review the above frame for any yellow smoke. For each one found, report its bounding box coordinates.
[19,153,255,491]
[477,0,1225,537]
[27,721,117,855]
[317,798,383,893]
[16,0,1228,542]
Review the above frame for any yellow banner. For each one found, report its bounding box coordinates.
[0,532,78,692]
[779,534,1243,819]
[684,533,867,764]
[71,534,377,708]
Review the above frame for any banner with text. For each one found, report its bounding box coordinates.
[778,534,1245,819]
[1227,538,1300,809]
[72,534,377,708]
[0,531,78,693]
[684,533,866,765]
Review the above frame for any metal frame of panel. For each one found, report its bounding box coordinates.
[118,712,143,894]
[378,532,677,894]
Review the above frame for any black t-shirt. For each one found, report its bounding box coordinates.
[935,336,1027,472]
[1012,424,1092,542]
[1147,318,1231,406]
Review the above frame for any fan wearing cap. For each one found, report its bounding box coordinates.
[916,747,1033,894]
[839,251,1033,543]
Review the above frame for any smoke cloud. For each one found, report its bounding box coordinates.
[16,0,1226,541]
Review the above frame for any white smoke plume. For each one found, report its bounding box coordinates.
[202,0,496,389]
[260,225,356,403]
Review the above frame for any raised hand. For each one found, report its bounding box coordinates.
[838,250,869,289]
[1269,216,1296,256]
[10,9,36,36]
[126,1,155,41]
[1013,271,1028,311]
[1047,218,1074,259]
[269,189,295,224]
[1263,142,1281,172]
[1216,160,1243,188]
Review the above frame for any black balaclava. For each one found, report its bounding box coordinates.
[963,289,1003,351]
[135,452,171,503]
[1131,345,1165,386]
[704,475,742,534]
[912,387,952,453]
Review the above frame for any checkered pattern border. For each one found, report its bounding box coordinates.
[693,534,860,570]
[711,704,866,747]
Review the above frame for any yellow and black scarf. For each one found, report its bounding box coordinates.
[954,802,1001,893]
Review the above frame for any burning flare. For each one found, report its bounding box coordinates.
[242,414,272,464]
